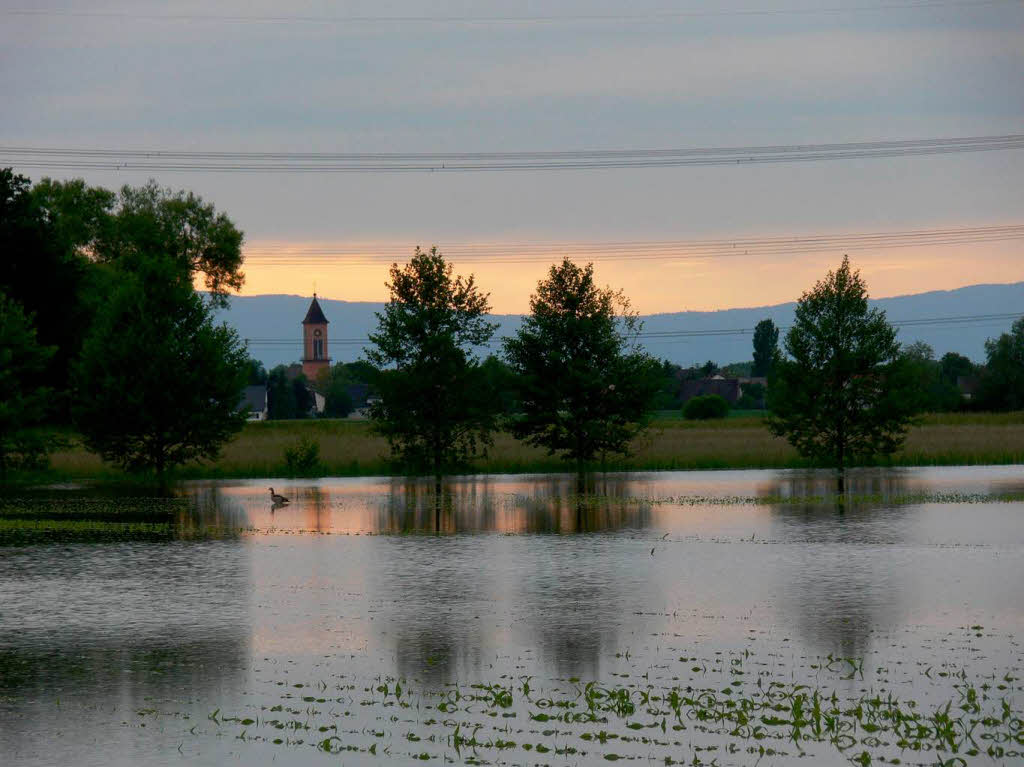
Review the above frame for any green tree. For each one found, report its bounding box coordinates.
[767,256,918,483]
[342,359,379,384]
[752,318,779,377]
[503,259,659,485]
[323,381,354,418]
[939,352,974,387]
[267,366,298,420]
[651,359,685,410]
[72,255,249,480]
[735,381,766,410]
[1,169,94,405]
[32,177,244,306]
[683,394,730,420]
[977,318,1024,411]
[0,294,57,475]
[480,355,520,415]
[266,366,313,419]
[367,247,499,506]
[246,358,268,386]
[320,364,356,418]
[898,341,963,413]
[315,361,379,418]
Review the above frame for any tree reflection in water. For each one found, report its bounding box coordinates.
[374,473,653,535]
[365,475,654,684]
[760,469,912,659]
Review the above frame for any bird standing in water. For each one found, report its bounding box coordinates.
[269,487,289,505]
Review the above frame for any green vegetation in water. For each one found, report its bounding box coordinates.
[157,653,1022,765]
[0,497,245,544]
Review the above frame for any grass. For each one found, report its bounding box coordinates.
[152,649,1024,765]
[10,411,1024,483]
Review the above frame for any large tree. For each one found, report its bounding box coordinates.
[767,256,918,482]
[0,169,94,402]
[32,177,245,306]
[503,259,659,485]
[977,318,1024,411]
[367,247,499,503]
[0,293,56,475]
[751,318,779,377]
[72,255,249,480]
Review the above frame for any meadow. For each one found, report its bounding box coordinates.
[31,410,1024,482]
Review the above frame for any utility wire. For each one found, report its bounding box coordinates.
[241,224,1024,265]
[5,1,1018,24]
[240,311,1024,347]
[4,135,1022,173]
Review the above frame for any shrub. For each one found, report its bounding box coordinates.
[683,394,730,420]
[283,436,321,474]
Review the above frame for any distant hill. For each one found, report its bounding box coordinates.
[215,282,1024,370]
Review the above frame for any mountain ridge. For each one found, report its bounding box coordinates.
[215,281,1024,369]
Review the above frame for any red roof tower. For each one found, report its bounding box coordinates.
[301,294,330,381]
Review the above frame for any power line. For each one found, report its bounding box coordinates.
[240,224,1024,265]
[3,134,1022,174]
[4,1,1018,25]
[240,311,1023,348]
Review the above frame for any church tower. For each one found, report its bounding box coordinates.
[301,294,330,381]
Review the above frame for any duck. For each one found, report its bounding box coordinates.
[269,487,290,505]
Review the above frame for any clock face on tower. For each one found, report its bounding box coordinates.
[314,329,322,337]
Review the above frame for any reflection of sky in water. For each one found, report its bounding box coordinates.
[1,466,1023,765]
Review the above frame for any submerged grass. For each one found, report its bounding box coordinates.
[13,411,1024,483]
[161,650,1024,765]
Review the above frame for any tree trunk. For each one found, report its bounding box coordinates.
[155,449,169,494]
[836,424,846,495]
[433,450,442,533]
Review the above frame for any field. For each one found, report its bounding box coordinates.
[28,411,1024,481]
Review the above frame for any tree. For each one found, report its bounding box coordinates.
[72,255,249,480]
[266,366,313,419]
[752,318,779,377]
[267,366,299,420]
[319,364,356,418]
[480,355,520,415]
[246,358,268,386]
[977,318,1024,411]
[735,381,766,410]
[32,177,245,306]
[367,247,499,505]
[1,169,94,405]
[108,181,245,304]
[898,341,962,413]
[683,394,730,420]
[0,293,56,475]
[503,259,659,485]
[766,256,918,483]
[323,380,354,418]
[939,352,974,387]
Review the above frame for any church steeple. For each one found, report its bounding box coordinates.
[301,294,330,381]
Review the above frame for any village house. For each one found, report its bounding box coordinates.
[679,375,768,408]
[242,385,268,421]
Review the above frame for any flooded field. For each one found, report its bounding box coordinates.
[1,466,1023,766]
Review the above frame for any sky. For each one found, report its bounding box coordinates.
[2,0,1022,314]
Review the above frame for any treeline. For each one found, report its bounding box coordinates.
[3,169,1023,484]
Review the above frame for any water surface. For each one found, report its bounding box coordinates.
[2,467,1022,765]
